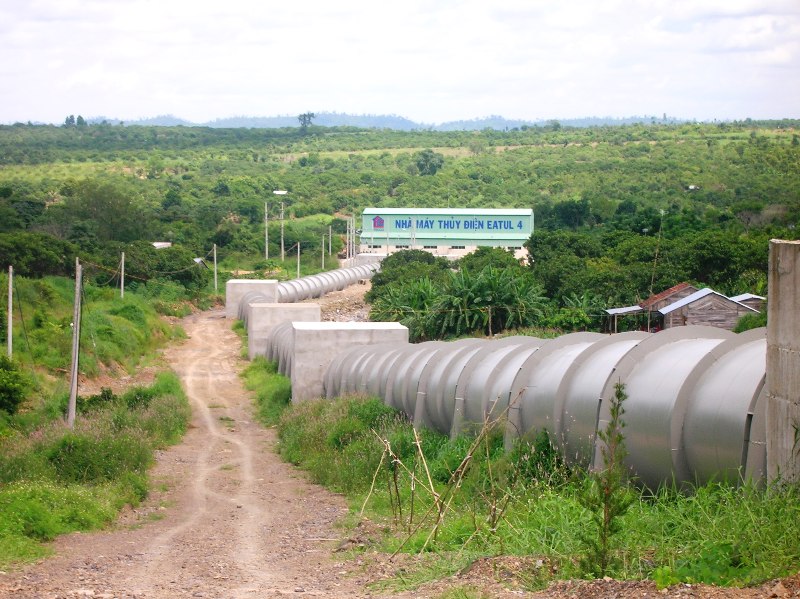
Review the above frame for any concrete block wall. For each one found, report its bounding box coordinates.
[247,303,321,360]
[225,280,278,319]
[291,322,408,402]
[766,239,800,483]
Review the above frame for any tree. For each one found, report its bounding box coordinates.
[76,115,87,127]
[62,178,150,243]
[298,112,315,130]
[64,115,76,127]
[413,149,445,176]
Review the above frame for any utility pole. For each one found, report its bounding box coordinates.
[272,190,287,261]
[321,235,325,270]
[213,243,218,292]
[328,225,332,256]
[264,202,269,261]
[296,242,301,279]
[67,258,83,429]
[6,265,12,358]
[280,201,285,262]
[120,252,125,299]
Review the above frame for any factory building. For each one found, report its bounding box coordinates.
[359,207,534,260]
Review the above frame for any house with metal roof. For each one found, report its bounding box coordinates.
[606,283,761,332]
[359,207,534,259]
[659,288,759,330]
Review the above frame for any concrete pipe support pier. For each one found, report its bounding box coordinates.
[225,280,278,319]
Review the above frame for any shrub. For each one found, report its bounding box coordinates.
[0,356,30,415]
[44,431,152,484]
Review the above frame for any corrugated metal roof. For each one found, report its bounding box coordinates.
[606,305,644,315]
[362,207,533,216]
[729,293,765,302]
[659,288,758,315]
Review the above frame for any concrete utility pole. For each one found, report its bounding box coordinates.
[213,244,218,292]
[264,202,269,261]
[67,258,83,429]
[7,265,12,358]
[328,225,332,256]
[272,190,287,261]
[120,252,125,299]
[296,243,301,279]
[766,239,800,484]
[280,202,285,262]
[321,235,325,270]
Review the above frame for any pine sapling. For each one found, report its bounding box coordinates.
[578,381,634,578]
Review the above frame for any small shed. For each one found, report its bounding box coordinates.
[659,288,758,330]
[729,293,765,313]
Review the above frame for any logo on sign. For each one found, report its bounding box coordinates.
[372,216,385,229]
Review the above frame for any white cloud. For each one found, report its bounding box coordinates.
[0,0,797,124]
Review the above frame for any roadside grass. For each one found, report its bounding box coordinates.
[9,275,181,377]
[243,357,291,426]
[263,380,800,592]
[0,372,190,567]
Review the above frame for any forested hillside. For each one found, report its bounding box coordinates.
[1,120,798,315]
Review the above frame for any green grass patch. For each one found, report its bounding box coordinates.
[0,372,189,567]
[243,357,291,426]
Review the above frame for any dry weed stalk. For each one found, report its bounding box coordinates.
[361,393,525,558]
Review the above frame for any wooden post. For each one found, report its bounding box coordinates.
[67,258,82,429]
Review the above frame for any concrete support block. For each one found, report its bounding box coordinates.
[225,280,278,319]
[291,322,408,403]
[247,303,321,360]
[766,240,800,483]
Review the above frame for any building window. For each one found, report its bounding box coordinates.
[450,245,465,250]
[423,245,437,249]
[395,245,409,249]
[508,246,521,250]
[369,244,382,249]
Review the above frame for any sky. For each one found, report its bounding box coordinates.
[1,0,798,125]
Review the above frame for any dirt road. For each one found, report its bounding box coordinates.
[0,310,389,599]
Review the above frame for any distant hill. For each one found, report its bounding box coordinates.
[87,111,685,131]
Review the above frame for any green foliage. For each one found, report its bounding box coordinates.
[45,431,152,483]
[0,372,188,565]
[413,148,445,175]
[4,274,176,376]
[456,247,521,273]
[0,232,77,278]
[652,541,751,588]
[372,260,548,341]
[1,121,796,301]
[366,249,450,304]
[734,311,767,333]
[0,356,30,415]
[277,395,408,494]
[244,357,291,426]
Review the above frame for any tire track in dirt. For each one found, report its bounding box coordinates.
[0,310,383,599]
[120,312,280,597]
